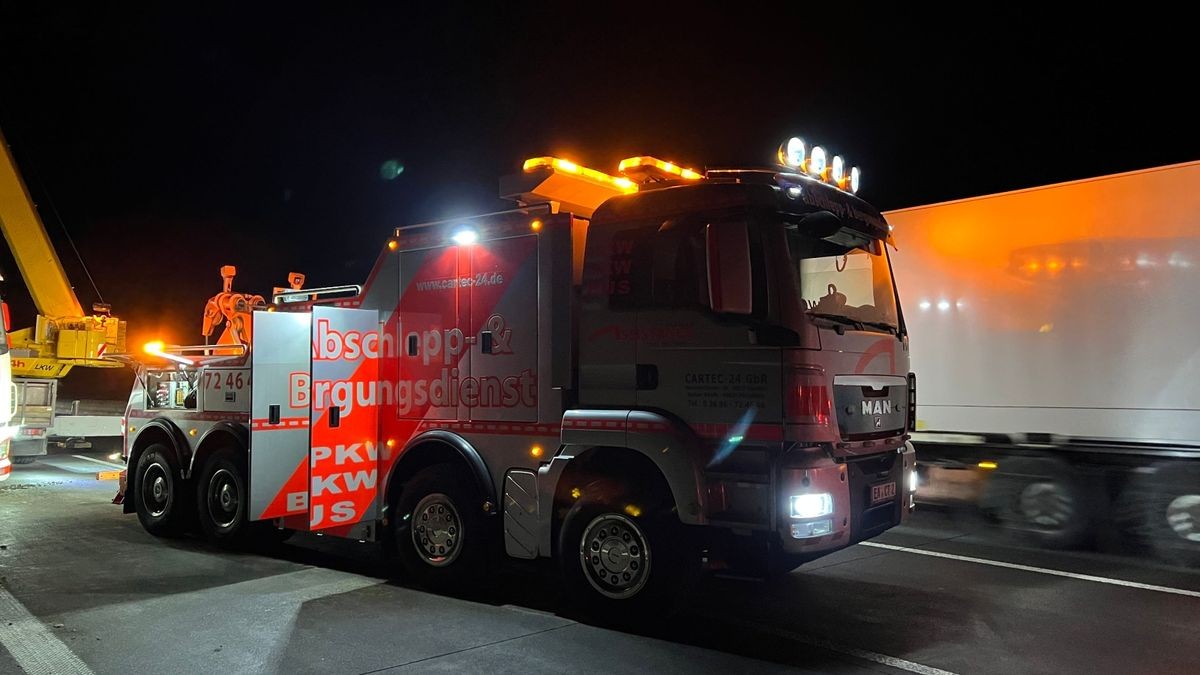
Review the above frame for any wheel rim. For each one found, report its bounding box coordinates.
[1017,481,1075,530]
[207,468,241,530]
[411,493,463,567]
[1166,494,1200,542]
[141,462,170,518]
[579,513,651,600]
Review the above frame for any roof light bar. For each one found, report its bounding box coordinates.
[523,156,638,193]
[617,156,703,182]
[777,137,861,194]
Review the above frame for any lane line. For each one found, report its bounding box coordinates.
[69,455,125,470]
[0,585,95,675]
[860,541,1200,599]
[362,622,577,673]
[711,615,959,675]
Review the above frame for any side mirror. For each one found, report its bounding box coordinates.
[706,221,753,315]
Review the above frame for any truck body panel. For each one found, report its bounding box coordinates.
[888,161,1200,448]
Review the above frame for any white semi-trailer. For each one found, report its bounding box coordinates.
[887,161,1200,563]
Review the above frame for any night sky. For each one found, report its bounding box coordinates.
[0,5,1194,398]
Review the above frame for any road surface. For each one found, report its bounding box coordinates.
[2,451,1197,674]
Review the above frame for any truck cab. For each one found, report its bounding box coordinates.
[569,168,915,570]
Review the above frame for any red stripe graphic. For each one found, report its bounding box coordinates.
[250,416,310,430]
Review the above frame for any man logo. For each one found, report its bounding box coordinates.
[862,400,894,415]
[874,417,883,429]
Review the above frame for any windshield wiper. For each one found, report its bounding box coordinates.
[859,320,898,335]
[806,312,865,330]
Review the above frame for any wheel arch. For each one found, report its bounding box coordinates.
[124,419,190,515]
[549,445,679,552]
[385,430,497,517]
[191,423,249,478]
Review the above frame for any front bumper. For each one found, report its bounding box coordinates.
[779,442,916,555]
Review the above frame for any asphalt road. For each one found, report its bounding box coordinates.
[3,451,1199,674]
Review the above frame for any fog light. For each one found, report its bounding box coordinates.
[909,469,918,492]
[791,519,833,539]
[790,493,833,519]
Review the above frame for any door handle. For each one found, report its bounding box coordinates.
[635,364,658,391]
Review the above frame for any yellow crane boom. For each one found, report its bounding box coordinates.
[0,129,125,378]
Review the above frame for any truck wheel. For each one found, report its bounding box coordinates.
[558,488,697,623]
[980,458,1092,549]
[133,444,189,537]
[195,448,252,546]
[391,464,489,590]
[1116,462,1200,567]
[11,456,36,465]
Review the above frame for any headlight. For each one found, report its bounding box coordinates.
[790,493,834,519]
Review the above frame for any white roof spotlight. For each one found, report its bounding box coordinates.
[451,226,478,246]
[779,136,807,170]
[807,145,827,179]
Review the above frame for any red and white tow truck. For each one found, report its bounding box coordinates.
[119,139,916,612]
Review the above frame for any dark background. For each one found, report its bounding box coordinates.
[0,4,1194,399]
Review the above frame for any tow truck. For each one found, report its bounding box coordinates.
[0,129,128,463]
[120,139,916,612]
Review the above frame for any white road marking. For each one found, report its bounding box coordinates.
[860,541,1200,599]
[716,615,959,675]
[69,454,126,470]
[0,585,95,675]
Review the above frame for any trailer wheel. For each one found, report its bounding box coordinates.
[195,448,252,546]
[558,486,698,623]
[1116,462,1200,567]
[980,458,1092,549]
[391,464,488,590]
[133,444,189,537]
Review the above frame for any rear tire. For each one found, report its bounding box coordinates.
[391,464,490,591]
[980,458,1093,549]
[1116,462,1200,567]
[558,485,698,624]
[195,448,253,547]
[133,444,189,537]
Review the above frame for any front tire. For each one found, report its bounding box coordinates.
[558,490,697,623]
[133,444,189,537]
[391,464,489,590]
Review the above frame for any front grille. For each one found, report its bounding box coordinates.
[834,381,907,441]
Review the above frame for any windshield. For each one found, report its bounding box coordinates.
[785,226,900,332]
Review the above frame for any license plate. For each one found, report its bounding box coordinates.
[871,482,897,504]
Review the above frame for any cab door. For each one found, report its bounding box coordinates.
[634,220,783,436]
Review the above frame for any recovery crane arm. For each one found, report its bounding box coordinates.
[0,129,125,378]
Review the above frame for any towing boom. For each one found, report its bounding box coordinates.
[0,129,125,378]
